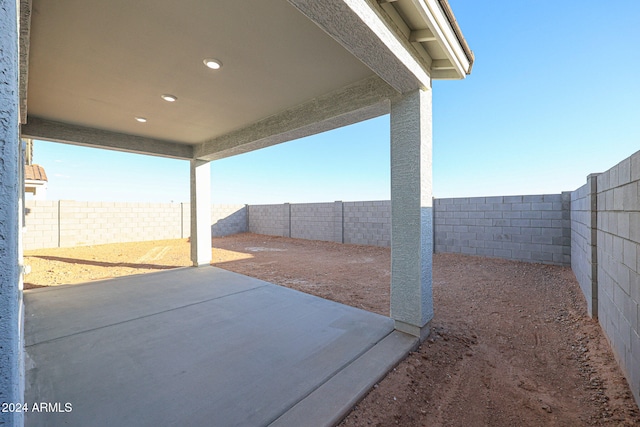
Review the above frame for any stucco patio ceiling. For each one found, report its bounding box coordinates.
[20,0,472,160]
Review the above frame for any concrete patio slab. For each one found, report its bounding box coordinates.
[24,267,415,427]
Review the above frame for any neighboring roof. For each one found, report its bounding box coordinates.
[25,164,48,182]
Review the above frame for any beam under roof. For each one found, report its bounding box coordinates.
[21,117,193,159]
[409,29,436,43]
[288,0,432,93]
[195,76,399,161]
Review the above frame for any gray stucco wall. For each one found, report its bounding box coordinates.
[592,150,640,405]
[0,0,24,423]
[434,194,572,266]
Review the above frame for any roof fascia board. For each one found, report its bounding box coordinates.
[409,0,470,77]
[195,76,398,161]
[21,117,194,160]
[287,0,431,93]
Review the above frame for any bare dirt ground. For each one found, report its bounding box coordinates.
[24,233,640,426]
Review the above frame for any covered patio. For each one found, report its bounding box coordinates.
[25,267,415,426]
[1,0,472,425]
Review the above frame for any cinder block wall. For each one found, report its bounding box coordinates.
[23,201,59,249]
[246,198,572,259]
[211,204,247,237]
[591,151,640,404]
[246,201,392,246]
[56,201,183,248]
[434,194,571,265]
[24,201,247,250]
[571,177,598,316]
[247,204,290,237]
[290,202,342,243]
[343,201,391,246]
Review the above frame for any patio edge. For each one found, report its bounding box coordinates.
[269,330,419,427]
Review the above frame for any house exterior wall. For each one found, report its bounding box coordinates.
[0,1,24,423]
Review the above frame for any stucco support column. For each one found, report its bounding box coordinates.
[0,0,25,424]
[190,159,212,266]
[390,88,433,341]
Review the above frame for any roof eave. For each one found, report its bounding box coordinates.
[379,0,473,80]
[412,0,472,79]
[436,0,474,74]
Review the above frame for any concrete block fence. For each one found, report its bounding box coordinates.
[247,197,573,266]
[25,198,571,262]
[247,201,391,246]
[291,202,343,243]
[434,193,571,265]
[571,175,599,317]
[247,204,291,238]
[587,150,640,405]
[23,201,246,250]
[343,201,391,247]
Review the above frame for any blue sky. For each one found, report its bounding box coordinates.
[33,1,640,204]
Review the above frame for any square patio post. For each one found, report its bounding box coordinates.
[0,0,25,424]
[190,159,212,266]
[390,88,433,341]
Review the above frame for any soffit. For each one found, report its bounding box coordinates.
[26,0,375,146]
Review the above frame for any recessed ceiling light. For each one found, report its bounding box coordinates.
[135,117,147,123]
[203,58,222,70]
[161,94,177,102]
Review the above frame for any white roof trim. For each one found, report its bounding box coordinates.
[410,0,471,78]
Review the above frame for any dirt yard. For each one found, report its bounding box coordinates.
[24,233,640,426]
